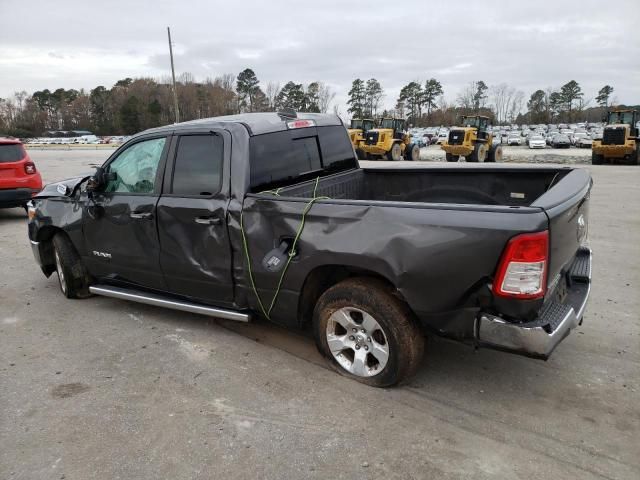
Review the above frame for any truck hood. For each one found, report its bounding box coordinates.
[34,175,90,199]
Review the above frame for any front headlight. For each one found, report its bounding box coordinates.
[27,201,37,221]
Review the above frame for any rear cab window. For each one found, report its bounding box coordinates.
[249,125,357,192]
[0,144,26,163]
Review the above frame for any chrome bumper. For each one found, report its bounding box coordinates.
[476,247,592,359]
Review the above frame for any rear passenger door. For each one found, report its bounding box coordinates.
[156,130,233,305]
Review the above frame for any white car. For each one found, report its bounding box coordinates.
[507,135,522,146]
[528,135,546,149]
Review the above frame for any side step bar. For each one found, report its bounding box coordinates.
[89,285,251,322]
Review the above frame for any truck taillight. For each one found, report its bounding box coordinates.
[493,231,548,299]
[24,162,36,174]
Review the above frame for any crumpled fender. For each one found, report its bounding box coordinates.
[34,175,89,199]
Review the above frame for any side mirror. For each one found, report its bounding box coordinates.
[86,167,116,192]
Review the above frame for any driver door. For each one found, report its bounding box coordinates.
[83,135,170,290]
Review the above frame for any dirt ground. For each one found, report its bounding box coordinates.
[1,149,639,479]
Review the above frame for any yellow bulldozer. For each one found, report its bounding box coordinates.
[592,110,639,165]
[441,115,502,162]
[348,118,377,159]
[358,118,420,161]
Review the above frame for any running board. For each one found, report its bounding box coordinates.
[89,285,251,322]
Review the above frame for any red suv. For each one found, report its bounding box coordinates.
[0,138,43,209]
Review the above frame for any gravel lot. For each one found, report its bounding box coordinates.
[1,149,639,479]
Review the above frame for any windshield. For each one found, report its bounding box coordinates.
[381,119,394,129]
[362,120,376,131]
[608,111,635,125]
[350,119,363,129]
[531,135,544,141]
[460,117,480,128]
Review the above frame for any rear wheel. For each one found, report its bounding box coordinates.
[313,278,425,387]
[52,233,91,299]
[487,144,502,162]
[591,151,604,165]
[386,143,402,161]
[469,143,488,162]
[445,153,457,162]
[406,143,420,161]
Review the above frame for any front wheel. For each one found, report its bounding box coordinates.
[313,278,425,387]
[445,153,457,162]
[52,233,91,299]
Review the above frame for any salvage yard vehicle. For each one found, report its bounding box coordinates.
[528,135,546,149]
[347,118,376,159]
[359,117,420,161]
[552,133,571,149]
[592,109,639,165]
[28,112,593,387]
[442,115,502,162]
[0,137,43,209]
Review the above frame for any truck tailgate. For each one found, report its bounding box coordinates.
[532,168,591,290]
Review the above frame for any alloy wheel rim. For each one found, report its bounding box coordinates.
[55,249,67,293]
[325,307,390,377]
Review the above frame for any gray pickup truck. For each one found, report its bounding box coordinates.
[28,112,592,386]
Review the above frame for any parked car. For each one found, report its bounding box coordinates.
[576,135,593,149]
[28,112,593,387]
[528,135,546,149]
[507,134,522,146]
[552,134,571,148]
[572,132,590,147]
[0,137,43,209]
[435,131,449,145]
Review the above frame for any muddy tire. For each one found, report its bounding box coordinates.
[52,233,91,299]
[487,144,502,162]
[445,153,457,162]
[406,143,420,161]
[386,143,402,161]
[591,151,604,165]
[469,143,487,162]
[313,277,425,387]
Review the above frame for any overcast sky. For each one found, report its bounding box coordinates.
[1,0,639,113]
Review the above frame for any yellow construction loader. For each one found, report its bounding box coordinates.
[358,118,420,161]
[592,110,638,165]
[441,115,502,162]
[348,118,377,159]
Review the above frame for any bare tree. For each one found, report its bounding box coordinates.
[317,82,336,113]
[265,82,280,111]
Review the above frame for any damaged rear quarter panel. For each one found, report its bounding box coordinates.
[230,195,548,327]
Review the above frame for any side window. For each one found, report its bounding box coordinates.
[104,137,166,194]
[171,134,224,196]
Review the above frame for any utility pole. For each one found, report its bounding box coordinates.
[167,26,180,123]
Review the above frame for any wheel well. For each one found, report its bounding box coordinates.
[35,226,64,274]
[297,265,403,326]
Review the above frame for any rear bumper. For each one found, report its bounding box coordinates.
[476,247,592,359]
[0,188,35,208]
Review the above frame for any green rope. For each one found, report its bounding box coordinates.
[240,177,327,320]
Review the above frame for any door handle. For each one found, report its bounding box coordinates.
[194,216,222,225]
[130,211,153,219]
